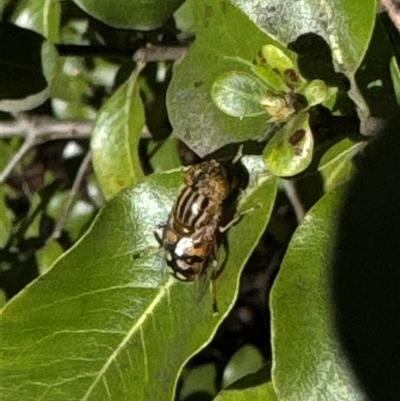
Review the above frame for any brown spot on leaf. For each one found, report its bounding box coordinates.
[289,129,306,146]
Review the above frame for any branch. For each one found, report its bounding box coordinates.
[0,131,36,184]
[282,179,305,223]
[56,44,188,62]
[0,116,151,183]
[50,151,93,240]
[0,116,94,141]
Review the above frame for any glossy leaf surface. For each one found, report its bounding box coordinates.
[232,0,376,75]
[91,70,145,199]
[211,71,268,118]
[1,164,278,401]
[12,0,60,42]
[318,138,366,191]
[263,112,313,176]
[72,0,185,30]
[271,187,366,401]
[167,0,282,157]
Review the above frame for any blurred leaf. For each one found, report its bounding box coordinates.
[271,187,366,401]
[41,41,64,100]
[232,0,376,75]
[216,366,278,401]
[149,137,181,173]
[0,290,6,310]
[72,0,185,30]
[0,22,49,112]
[89,58,119,89]
[167,0,283,157]
[0,0,11,13]
[51,98,97,119]
[0,164,278,401]
[47,193,96,241]
[11,0,61,42]
[60,18,90,45]
[179,363,217,400]
[66,200,96,242]
[50,56,95,106]
[47,192,70,221]
[92,69,145,199]
[211,71,269,118]
[0,141,14,172]
[0,189,13,247]
[36,239,64,275]
[318,138,366,191]
[174,0,196,40]
[222,344,265,389]
[24,193,42,240]
[263,112,313,176]
[390,56,400,106]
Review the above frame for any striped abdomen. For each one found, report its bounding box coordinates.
[171,186,220,233]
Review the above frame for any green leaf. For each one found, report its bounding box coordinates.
[390,56,400,106]
[179,363,217,400]
[271,187,366,401]
[24,193,42,240]
[232,0,376,75]
[318,138,366,191]
[251,65,289,93]
[321,86,339,112]
[0,141,14,172]
[0,164,278,401]
[211,71,269,118]
[167,0,283,157]
[0,189,13,247]
[71,0,185,30]
[91,69,145,199]
[0,22,49,112]
[11,0,61,42]
[222,344,265,389]
[149,137,182,173]
[174,0,196,40]
[47,192,96,241]
[303,79,328,107]
[261,44,294,73]
[0,290,6,310]
[216,366,278,401]
[263,112,313,176]
[36,239,64,274]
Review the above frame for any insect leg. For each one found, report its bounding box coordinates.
[218,203,260,233]
[210,259,219,314]
[153,223,167,246]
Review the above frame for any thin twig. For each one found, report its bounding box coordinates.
[0,133,36,184]
[133,45,187,63]
[56,44,188,61]
[50,151,93,240]
[0,116,152,183]
[0,117,94,140]
[282,179,305,223]
[0,43,179,183]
